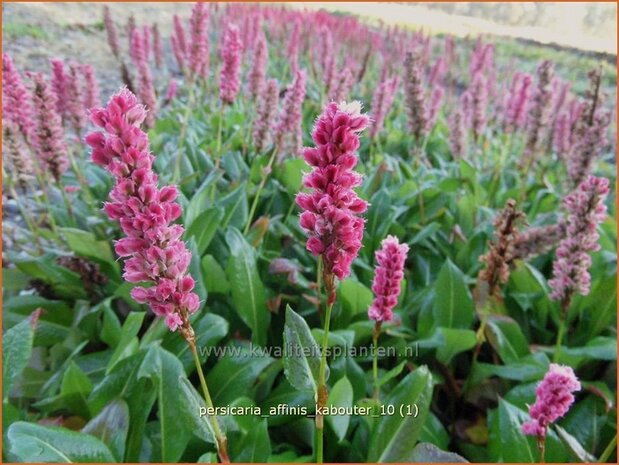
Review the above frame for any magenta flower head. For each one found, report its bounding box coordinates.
[248,28,268,99]
[522,363,581,438]
[130,29,157,128]
[152,23,163,69]
[253,78,279,153]
[2,53,35,143]
[66,62,87,136]
[30,73,69,182]
[219,23,243,105]
[296,101,369,286]
[164,78,178,105]
[275,69,307,158]
[103,5,120,59]
[505,72,533,131]
[368,235,409,322]
[50,58,68,118]
[188,1,209,81]
[548,175,609,306]
[85,88,200,334]
[81,64,101,110]
[369,74,399,140]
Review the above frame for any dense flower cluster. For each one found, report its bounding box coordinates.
[85,88,200,333]
[368,235,409,322]
[66,62,87,136]
[152,23,163,69]
[523,60,554,165]
[504,71,533,131]
[219,23,243,104]
[566,69,611,189]
[403,52,428,141]
[253,78,279,153]
[275,69,307,158]
[248,28,268,99]
[510,221,566,262]
[3,122,34,189]
[188,2,209,80]
[369,73,399,139]
[130,29,157,127]
[296,101,369,281]
[2,53,35,143]
[548,175,609,304]
[103,5,120,59]
[448,108,467,159]
[477,199,525,299]
[31,73,69,182]
[522,364,581,437]
[81,64,101,110]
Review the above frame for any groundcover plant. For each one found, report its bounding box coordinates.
[2,2,617,463]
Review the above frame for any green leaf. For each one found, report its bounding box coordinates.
[60,361,93,418]
[82,400,129,462]
[7,421,116,462]
[233,418,271,462]
[187,237,208,303]
[338,279,373,318]
[202,254,230,294]
[283,305,325,393]
[206,345,274,405]
[88,351,155,462]
[326,377,353,442]
[60,228,118,276]
[563,337,617,361]
[555,425,597,462]
[485,316,530,364]
[410,443,468,462]
[107,312,145,374]
[277,157,307,194]
[2,317,34,402]
[137,346,191,462]
[488,399,535,462]
[178,377,215,443]
[162,313,228,371]
[432,259,474,330]
[417,328,477,364]
[185,207,224,256]
[367,366,433,462]
[225,227,269,346]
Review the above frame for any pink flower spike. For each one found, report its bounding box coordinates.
[368,236,409,322]
[2,53,36,143]
[274,69,307,159]
[188,2,209,81]
[103,5,120,59]
[248,28,268,99]
[66,62,87,136]
[86,88,201,333]
[152,23,163,69]
[522,364,581,438]
[219,23,243,105]
[296,101,369,281]
[81,64,101,110]
[548,175,609,304]
[30,73,69,182]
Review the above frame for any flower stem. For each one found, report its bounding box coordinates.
[553,317,567,363]
[599,433,617,463]
[372,321,382,400]
[190,341,230,463]
[538,434,547,463]
[315,297,333,464]
[243,146,278,235]
[173,85,196,184]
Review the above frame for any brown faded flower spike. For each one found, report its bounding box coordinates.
[477,199,526,301]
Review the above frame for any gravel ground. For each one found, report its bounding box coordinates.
[3,3,195,96]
